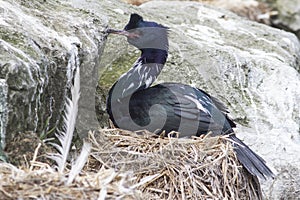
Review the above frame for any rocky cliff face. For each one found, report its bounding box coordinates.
[1,0,299,198]
[0,0,107,146]
[271,0,300,39]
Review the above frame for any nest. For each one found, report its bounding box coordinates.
[0,129,262,199]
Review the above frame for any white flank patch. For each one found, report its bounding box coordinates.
[184,95,210,115]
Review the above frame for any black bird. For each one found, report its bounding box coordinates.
[106,13,274,180]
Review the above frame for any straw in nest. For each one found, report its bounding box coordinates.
[0,129,262,199]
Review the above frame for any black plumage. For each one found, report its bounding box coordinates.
[106,13,274,180]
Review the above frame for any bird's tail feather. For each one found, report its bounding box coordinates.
[229,134,274,180]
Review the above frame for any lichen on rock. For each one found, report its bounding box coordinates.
[0,0,107,143]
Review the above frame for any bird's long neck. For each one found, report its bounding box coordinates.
[109,48,168,99]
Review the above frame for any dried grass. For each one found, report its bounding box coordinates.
[0,129,262,199]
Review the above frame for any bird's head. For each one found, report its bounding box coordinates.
[107,14,168,52]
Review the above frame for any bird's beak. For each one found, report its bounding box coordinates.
[106,28,139,38]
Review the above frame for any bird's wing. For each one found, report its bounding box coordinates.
[199,89,229,113]
[168,91,211,121]
[128,83,233,135]
[197,88,236,128]
[163,85,225,132]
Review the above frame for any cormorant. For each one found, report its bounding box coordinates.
[106,13,274,180]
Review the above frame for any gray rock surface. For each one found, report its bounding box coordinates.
[271,0,300,39]
[0,0,107,145]
[0,79,7,161]
[0,79,7,144]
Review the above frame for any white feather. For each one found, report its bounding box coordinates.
[49,67,80,173]
[67,140,91,185]
[184,95,210,115]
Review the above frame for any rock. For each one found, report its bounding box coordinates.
[270,0,300,39]
[125,0,276,25]
[0,79,8,161]
[68,0,137,135]
[0,0,141,154]
[0,0,108,148]
[0,79,7,141]
[100,1,300,198]
[203,0,275,25]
